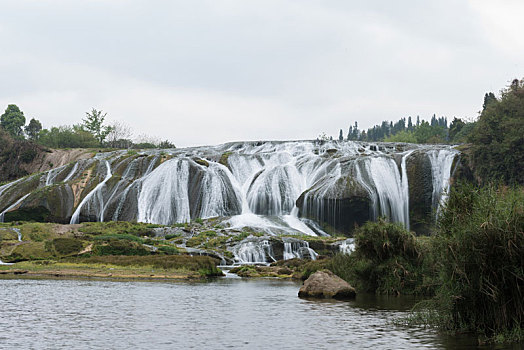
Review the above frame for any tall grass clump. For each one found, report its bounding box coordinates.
[433,182,523,339]
[334,219,433,295]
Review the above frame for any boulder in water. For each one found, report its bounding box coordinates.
[298,270,356,299]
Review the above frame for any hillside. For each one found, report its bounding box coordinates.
[0,129,93,183]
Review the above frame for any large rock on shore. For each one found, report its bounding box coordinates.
[298,270,356,299]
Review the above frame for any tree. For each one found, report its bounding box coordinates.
[352,121,359,140]
[0,104,26,138]
[106,120,133,148]
[37,125,99,148]
[469,79,524,184]
[482,92,497,112]
[448,117,465,143]
[24,118,42,141]
[338,129,344,141]
[82,108,112,144]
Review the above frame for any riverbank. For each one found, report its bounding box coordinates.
[0,259,223,280]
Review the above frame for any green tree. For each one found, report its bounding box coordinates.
[482,92,497,111]
[82,108,113,144]
[37,125,99,148]
[384,130,417,143]
[469,79,524,184]
[448,117,465,143]
[0,104,26,138]
[414,121,446,143]
[24,118,42,141]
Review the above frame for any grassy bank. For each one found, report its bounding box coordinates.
[0,222,222,279]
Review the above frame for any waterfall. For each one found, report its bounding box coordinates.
[428,149,458,218]
[137,159,191,224]
[339,238,355,255]
[0,193,31,223]
[283,239,318,260]
[70,160,112,224]
[232,239,276,264]
[14,228,22,242]
[45,165,66,186]
[0,141,460,235]
[63,162,79,183]
[400,150,415,230]
[358,156,409,227]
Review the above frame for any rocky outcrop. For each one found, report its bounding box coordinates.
[0,130,92,183]
[298,269,356,299]
[406,150,433,235]
[297,167,371,234]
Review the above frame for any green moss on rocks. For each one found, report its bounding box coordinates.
[218,152,232,167]
[193,158,209,167]
[46,237,84,256]
[4,206,51,222]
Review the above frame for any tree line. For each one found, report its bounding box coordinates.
[0,106,175,149]
[337,113,474,144]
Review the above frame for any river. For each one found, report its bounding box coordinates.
[0,277,501,349]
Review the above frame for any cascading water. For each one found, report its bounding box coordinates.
[0,141,458,235]
[0,193,30,223]
[428,149,458,218]
[70,160,113,224]
[339,238,355,255]
[282,238,318,260]
[232,238,276,264]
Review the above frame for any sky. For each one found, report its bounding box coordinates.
[1,0,523,147]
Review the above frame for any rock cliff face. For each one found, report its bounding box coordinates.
[0,130,92,183]
[0,140,459,236]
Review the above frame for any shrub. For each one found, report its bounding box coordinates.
[432,182,524,337]
[50,237,84,255]
[340,219,432,295]
[93,240,149,256]
[158,246,179,255]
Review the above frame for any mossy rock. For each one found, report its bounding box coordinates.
[47,237,84,256]
[3,241,53,262]
[297,175,370,234]
[406,151,433,235]
[193,158,209,167]
[93,239,149,256]
[4,206,52,222]
[0,228,19,241]
[218,152,232,167]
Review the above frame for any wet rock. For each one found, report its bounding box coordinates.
[406,151,433,235]
[297,175,370,234]
[298,270,356,299]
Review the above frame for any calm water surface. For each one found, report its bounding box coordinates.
[0,277,507,349]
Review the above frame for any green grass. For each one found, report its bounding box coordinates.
[430,182,524,338]
[65,255,222,276]
[79,221,162,237]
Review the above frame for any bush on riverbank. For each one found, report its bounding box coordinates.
[431,182,524,339]
[330,219,433,296]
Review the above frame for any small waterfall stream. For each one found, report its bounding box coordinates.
[0,193,31,223]
[70,160,113,224]
[232,239,276,264]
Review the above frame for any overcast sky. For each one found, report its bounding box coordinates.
[1,0,523,147]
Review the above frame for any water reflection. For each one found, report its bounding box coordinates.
[0,278,515,349]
